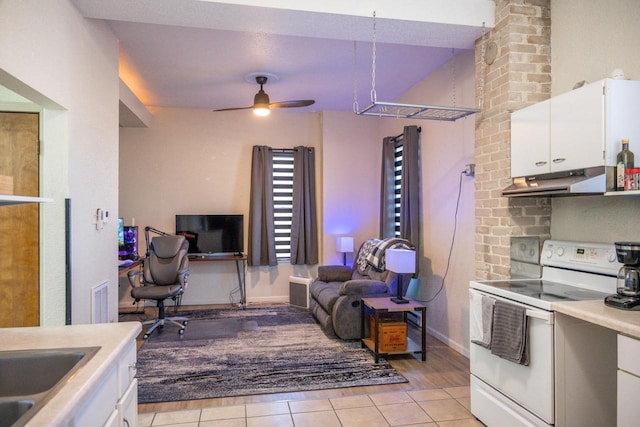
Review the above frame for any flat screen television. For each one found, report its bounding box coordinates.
[175,214,244,255]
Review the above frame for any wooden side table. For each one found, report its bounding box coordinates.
[361,297,427,363]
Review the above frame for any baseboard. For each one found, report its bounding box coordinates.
[247,296,289,305]
[426,326,470,358]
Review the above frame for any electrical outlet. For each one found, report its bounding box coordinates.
[464,163,475,177]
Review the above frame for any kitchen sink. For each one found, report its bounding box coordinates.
[0,347,99,427]
[0,400,34,427]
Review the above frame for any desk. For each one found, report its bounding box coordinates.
[188,253,247,308]
[361,297,426,363]
[118,258,143,275]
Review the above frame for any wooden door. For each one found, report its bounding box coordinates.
[0,112,40,327]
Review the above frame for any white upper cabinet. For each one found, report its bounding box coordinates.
[510,79,640,178]
[549,81,605,172]
[511,99,550,177]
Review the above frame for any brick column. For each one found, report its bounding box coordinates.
[474,0,552,280]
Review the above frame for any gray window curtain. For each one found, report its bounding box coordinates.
[248,145,277,266]
[290,146,318,265]
[379,125,421,246]
[399,125,420,245]
[379,136,396,239]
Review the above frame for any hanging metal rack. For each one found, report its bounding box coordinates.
[355,12,480,121]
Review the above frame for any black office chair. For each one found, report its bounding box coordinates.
[128,235,190,339]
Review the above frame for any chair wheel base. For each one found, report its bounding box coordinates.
[178,328,185,335]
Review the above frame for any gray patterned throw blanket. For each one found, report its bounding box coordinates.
[357,238,413,273]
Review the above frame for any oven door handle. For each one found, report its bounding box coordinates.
[525,309,554,325]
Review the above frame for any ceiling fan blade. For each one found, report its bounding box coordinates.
[212,106,253,112]
[270,100,315,109]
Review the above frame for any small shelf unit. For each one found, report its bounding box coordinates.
[0,195,53,206]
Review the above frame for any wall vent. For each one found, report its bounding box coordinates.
[289,276,312,309]
[407,311,422,328]
[91,281,109,324]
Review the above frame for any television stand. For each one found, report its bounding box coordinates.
[188,253,247,308]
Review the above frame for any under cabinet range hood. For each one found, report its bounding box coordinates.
[502,166,614,197]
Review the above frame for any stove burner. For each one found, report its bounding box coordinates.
[506,283,528,288]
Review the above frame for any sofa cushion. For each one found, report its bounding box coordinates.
[353,266,388,282]
[339,279,389,296]
[317,265,352,282]
[310,280,342,313]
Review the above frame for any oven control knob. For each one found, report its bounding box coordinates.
[545,249,553,259]
[556,247,565,256]
[608,251,617,263]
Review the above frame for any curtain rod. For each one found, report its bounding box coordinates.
[390,126,421,142]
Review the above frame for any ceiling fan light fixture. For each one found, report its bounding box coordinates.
[253,89,271,116]
[253,106,270,116]
[213,73,315,115]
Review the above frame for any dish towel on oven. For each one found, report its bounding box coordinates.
[490,300,529,366]
[470,292,494,348]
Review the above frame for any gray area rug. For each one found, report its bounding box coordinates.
[134,305,407,403]
[145,318,259,342]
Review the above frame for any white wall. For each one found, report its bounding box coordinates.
[377,50,477,356]
[0,0,120,325]
[119,108,321,304]
[550,0,640,243]
[320,112,381,265]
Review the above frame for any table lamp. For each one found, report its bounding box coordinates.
[336,236,354,266]
[386,248,416,304]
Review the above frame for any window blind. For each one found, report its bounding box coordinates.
[394,144,403,238]
[272,149,294,262]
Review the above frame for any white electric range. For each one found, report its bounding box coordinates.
[469,240,621,427]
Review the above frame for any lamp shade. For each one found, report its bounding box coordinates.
[385,248,416,274]
[336,236,354,253]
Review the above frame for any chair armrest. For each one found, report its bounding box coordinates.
[127,270,142,288]
[178,258,189,288]
[177,267,189,288]
[339,279,389,296]
[317,265,353,282]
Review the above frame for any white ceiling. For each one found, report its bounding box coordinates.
[70,0,494,114]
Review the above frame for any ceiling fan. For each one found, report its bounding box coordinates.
[213,75,315,116]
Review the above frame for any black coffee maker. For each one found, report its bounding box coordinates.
[605,242,640,310]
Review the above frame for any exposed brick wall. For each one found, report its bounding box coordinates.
[474,0,552,280]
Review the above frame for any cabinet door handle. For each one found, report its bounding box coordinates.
[535,161,547,167]
[552,158,566,164]
[123,419,130,427]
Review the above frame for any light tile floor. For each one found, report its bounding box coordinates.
[139,386,485,427]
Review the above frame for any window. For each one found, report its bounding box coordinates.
[272,149,294,262]
[393,143,403,238]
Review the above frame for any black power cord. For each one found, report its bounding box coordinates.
[416,170,465,304]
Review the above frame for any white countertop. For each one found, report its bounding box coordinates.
[553,300,640,339]
[0,321,141,427]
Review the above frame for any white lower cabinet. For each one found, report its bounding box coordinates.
[118,379,139,427]
[617,334,640,427]
[72,341,138,427]
[105,409,120,427]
